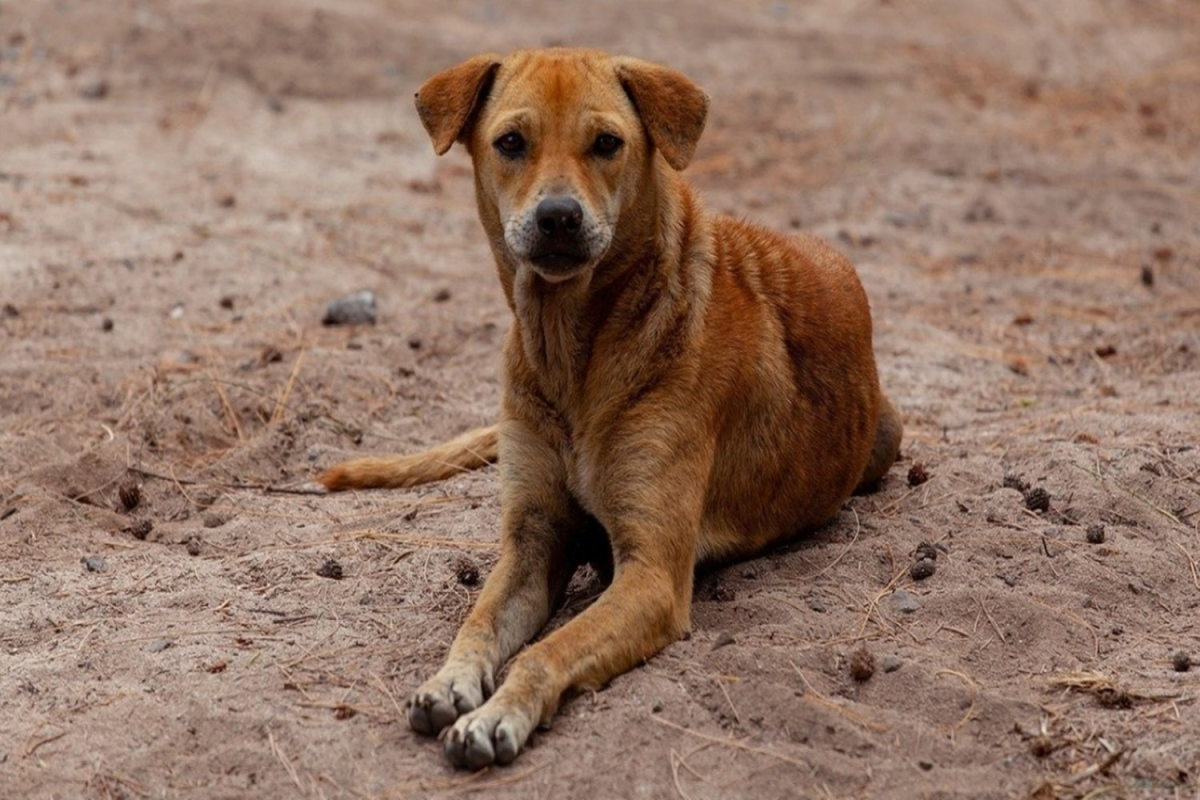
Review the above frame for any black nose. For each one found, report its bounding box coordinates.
[535,196,583,239]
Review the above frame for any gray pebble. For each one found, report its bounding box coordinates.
[82,555,106,573]
[890,589,922,614]
[808,596,827,613]
[79,77,109,100]
[322,290,377,326]
[146,638,172,653]
[712,631,736,650]
[202,512,229,529]
[881,654,903,673]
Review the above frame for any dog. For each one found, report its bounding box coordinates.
[319,48,903,770]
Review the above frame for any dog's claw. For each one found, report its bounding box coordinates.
[494,724,519,764]
[408,668,487,736]
[408,701,434,735]
[442,700,533,770]
[464,726,496,769]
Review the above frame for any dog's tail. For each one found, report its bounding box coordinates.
[317,425,499,492]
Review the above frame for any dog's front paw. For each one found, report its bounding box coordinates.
[407,664,492,736]
[442,696,537,770]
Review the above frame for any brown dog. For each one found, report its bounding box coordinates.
[319,48,902,769]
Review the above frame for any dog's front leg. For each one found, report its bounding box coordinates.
[442,470,703,769]
[408,427,576,737]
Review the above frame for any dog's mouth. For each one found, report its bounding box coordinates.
[528,249,591,280]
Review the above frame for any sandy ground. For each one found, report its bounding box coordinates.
[2,1,1199,797]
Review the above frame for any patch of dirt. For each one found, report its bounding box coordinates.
[2,1,1198,797]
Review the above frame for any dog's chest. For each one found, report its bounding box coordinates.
[561,438,604,520]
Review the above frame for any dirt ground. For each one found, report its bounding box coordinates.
[2,1,1199,797]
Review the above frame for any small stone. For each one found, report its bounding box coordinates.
[849,647,875,682]
[218,295,235,310]
[78,77,109,99]
[914,541,939,561]
[322,290,377,326]
[192,491,217,510]
[185,536,201,556]
[881,654,903,673]
[433,288,452,302]
[807,596,827,613]
[453,557,480,586]
[124,519,153,540]
[918,760,934,771]
[118,481,141,511]
[1172,651,1191,672]
[907,462,929,487]
[82,555,106,572]
[1023,487,1051,512]
[202,512,228,529]
[1030,736,1055,758]
[890,589,922,614]
[910,559,936,581]
[146,638,172,653]
[1086,524,1106,544]
[712,631,736,650]
[101,317,114,332]
[316,558,344,580]
[1002,474,1029,493]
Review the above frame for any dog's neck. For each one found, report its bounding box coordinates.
[491,162,701,414]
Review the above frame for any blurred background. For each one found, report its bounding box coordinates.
[2,2,1198,798]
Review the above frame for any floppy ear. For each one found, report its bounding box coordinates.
[615,58,710,170]
[414,54,502,155]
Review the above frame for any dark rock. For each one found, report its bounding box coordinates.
[910,559,936,580]
[1023,487,1051,512]
[316,558,344,580]
[79,77,109,99]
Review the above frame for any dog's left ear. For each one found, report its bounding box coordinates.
[414,54,502,155]
[615,58,709,171]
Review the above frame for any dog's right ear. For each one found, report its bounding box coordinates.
[414,54,502,155]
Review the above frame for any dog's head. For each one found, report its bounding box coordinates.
[414,49,708,283]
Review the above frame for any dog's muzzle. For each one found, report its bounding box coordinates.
[529,195,589,273]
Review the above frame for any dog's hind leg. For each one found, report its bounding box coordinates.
[857,393,903,491]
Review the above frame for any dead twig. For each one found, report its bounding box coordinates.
[651,714,812,771]
[792,663,889,733]
[128,466,327,496]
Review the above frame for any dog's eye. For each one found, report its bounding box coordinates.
[592,133,623,158]
[494,132,526,158]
